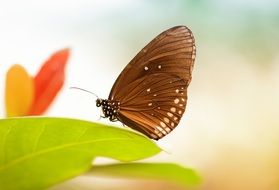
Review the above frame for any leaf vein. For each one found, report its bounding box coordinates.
[76,126,88,142]
[0,137,129,172]
[32,124,46,152]
[0,124,13,165]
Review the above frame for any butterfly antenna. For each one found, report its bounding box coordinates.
[69,87,99,99]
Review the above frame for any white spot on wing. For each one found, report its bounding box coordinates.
[144,66,149,70]
[170,107,176,112]
[171,122,175,127]
[147,88,151,92]
[157,126,166,135]
[154,128,160,134]
[160,122,166,128]
[151,134,157,139]
[148,103,153,106]
[175,89,179,93]
[158,65,162,69]
[178,110,182,114]
[167,112,173,117]
[164,117,169,123]
[174,98,179,104]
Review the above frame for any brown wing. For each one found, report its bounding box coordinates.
[109,25,196,100]
[117,73,188,140]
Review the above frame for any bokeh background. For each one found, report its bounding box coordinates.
[1,0,279,189]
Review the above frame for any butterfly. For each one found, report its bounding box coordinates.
[96,26,195,140]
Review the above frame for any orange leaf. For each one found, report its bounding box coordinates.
[28,48,70,115]
[5,64,34,117]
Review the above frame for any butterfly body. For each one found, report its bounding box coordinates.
[97,26,195,140]
[96,99,120,121]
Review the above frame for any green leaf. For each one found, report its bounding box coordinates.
[88,163,201,187]
[0,117,161,190]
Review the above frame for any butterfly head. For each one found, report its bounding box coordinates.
[96,98,103,107]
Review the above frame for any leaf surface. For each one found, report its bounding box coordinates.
[89,163,201,187]
[0,117,161,190]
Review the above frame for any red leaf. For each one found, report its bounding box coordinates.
[28,48,70,115]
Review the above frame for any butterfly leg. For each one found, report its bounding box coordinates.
[109,118,118,122]
[109,115,119,122]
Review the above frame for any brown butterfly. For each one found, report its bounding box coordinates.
[94,26,195,140]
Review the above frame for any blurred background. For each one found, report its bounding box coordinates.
[0,0,279,189]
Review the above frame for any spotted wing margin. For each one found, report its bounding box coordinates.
[117,73,188,140]
[109,25,196,100]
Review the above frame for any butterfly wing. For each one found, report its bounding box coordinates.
[109,25,195,100]
[109,25,196,140]
[117,73,188,140]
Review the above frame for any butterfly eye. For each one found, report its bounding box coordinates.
[96,99,102,107]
